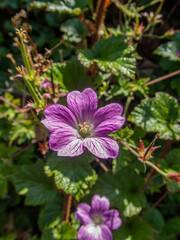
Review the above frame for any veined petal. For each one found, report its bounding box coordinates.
[67,88,98,122]
[49,128,85,157]
[93,103,125,134]
[91,195,110,212]
[42,104,77,131]
[84,136,119,159]
[74,203,91,225]
[78,224,112,240]
[103,210,122,230]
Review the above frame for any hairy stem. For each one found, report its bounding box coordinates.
[20,38,32,76]
[119,140,139,158]
[144,160,167,177]
[22,76,40,106]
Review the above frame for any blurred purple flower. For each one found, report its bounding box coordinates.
[41,80,51,89]
[75,195,122,240]
[41,88,125,159]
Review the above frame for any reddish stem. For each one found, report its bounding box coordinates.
[95,158,109,172]
[92,0,109,44]
[63,194,72,222]
[145,70,180,86]
[143,190,169,217]
[119,140,139,157]
[0,96,26,113]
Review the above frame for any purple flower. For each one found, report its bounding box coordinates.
[75,195,122,240]
[41,88,125,159]
[41,80,52,89]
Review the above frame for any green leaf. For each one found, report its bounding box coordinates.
[145,208,165,231]
[78,36,136,79]
[113,217,153,240]
[46,61,92,91]
[154,41,180,62]
[91,167,146,217]
[61,18,87,43]
[13,160,56,205]
[30,0,88,15]
[159,217,180,239]
[44,152,97,200]
[38,196,64,230]
[107,76,149,100]
[41,230,56,240]
[128,92,180,140]
[53,222,77,240]
[0,179,8,199]
[0,233,17,240]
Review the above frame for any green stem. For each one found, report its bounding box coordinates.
[145,160,167,177]
[22,75,40,105]
[137,0,161,11]
[20,38,32,76]
[123,96,133,117]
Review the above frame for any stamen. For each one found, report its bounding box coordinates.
[79,122,89,132]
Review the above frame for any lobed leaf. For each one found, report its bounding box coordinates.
[128,92,180,140]
[44,152,97,200]
[78,36,136,79]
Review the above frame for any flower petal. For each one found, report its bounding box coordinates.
[74,203,92,225]
[91,195,110,212]
[84,136,119,159]
[49,129,85,157]
[103,209,122,230]
[41,104,77,132]
[93,103,125,134]
[78,224,112,240]
[67,88,98,122]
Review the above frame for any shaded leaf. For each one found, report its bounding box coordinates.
[113,216,153,240]
[13,160,56,205]
[128,92,180,140]
[46,61,92,91]
[78,36,136,79]
[145,208,165,231]
[91,167,146,217]
[38,196,64,230]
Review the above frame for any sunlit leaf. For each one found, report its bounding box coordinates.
[128,92,180,140]
[30,0,88,15]
[154,41,180,62]
[78,36,136,79]
[44,152,97,200]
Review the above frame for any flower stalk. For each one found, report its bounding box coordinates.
[16,29,32,77]
[144,160,167,177]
